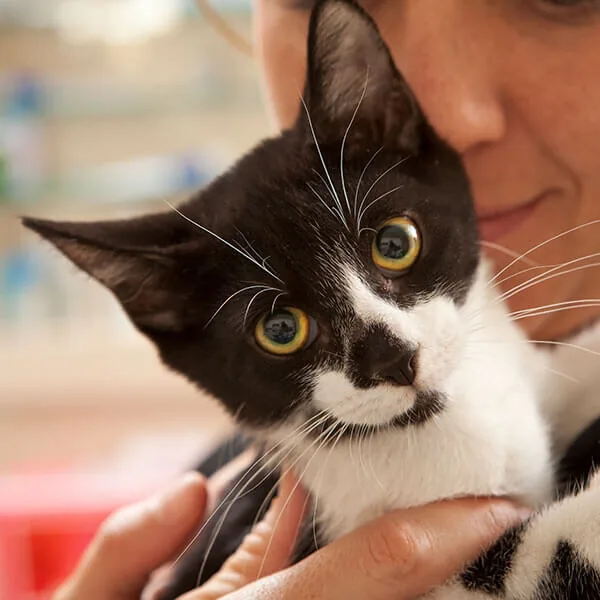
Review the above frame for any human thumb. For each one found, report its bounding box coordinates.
[54,472,207,600]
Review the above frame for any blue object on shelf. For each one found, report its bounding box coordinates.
[176,154,209,191]
[6,72,44,118]
[0,246,42,322]
[1,247,40,293]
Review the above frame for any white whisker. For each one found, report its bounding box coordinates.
[193,412,336,585]
[243,287,281,327]
[511,303,600,323]
[300,97,350,231]
[356,156,409,224]
[488,218,600,286]
[500,257,600,304]
[235,229,265,263]
[174,410,332,571]
[270,292,287,315]
[308,182,345,223]
[480,240,539,267]
[491,263,562,291]
[341,70,370,221]
[354,147,384,222]
[357,185,404,233]
[311,169,347,223]
[205,284,276,329]
[257,422,343,580]
[163,198,284,283]
[509,298,600,319]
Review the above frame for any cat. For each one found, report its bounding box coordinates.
[23,1,600,598]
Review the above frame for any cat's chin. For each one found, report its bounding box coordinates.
[308,390,446,440]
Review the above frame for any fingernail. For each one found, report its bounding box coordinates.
[488,501,533,529]
[163,472,204,502]
[516,506,534,521]
[152,472,206,523]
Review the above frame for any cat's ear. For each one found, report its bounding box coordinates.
[22,212,197,333]
[300,0,424,154]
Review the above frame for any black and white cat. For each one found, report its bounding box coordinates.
[24,1,600,598]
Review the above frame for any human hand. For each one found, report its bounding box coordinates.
[52,448,257,600]
[183,485,530,600]
[54,451,529,600]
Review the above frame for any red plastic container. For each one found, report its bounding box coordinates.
[0,468,171,600]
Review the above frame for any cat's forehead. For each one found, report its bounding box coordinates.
[208,149,477,314]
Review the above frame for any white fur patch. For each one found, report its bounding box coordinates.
[266,262,554,543]
[312,370,416,426]
[310,265,464,427]
[504,483,600,598]
[537,319,600,455]
[344,266,463,391]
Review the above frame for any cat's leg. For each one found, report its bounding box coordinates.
[438,473,600,600]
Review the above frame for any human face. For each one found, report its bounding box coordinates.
[254,0,600,341]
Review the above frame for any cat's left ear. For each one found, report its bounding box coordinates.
[22,212,198,333]
[300,0,425,154]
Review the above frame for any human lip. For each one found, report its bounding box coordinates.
[477,195,546,242]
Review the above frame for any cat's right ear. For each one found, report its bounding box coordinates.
[299,0,425,155]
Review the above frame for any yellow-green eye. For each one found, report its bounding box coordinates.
[372,217,421,275]
[255,307,312,355]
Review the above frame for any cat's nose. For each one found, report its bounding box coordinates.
[351,325,419,388]
[377,347,417,387]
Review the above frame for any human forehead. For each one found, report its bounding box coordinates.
[258,1,600,36]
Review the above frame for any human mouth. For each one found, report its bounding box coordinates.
[477,195,546,242]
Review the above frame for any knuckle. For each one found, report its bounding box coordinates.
[363,520,428,583]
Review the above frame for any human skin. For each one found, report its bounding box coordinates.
[255,0,600,342]
[53,465,528,600]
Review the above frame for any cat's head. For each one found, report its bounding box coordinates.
[24,0,479,440]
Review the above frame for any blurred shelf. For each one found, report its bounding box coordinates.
[0,325,221,410]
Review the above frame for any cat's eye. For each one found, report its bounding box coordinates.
[372,217,421,276]
[255,307,316,355]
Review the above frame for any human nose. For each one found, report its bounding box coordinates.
[384,0,507,156]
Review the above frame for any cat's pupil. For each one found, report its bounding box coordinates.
[376,224,410,260]
[264,310,298,345]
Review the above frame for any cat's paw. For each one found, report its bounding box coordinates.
[456,481,600,599]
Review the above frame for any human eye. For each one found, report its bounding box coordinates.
[528,0,600,21]
[281,0,318,9]
[281,0,383,12]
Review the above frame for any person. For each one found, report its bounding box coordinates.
[55,1,600,598]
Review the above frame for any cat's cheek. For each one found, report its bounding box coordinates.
[411,297,464,390]
[311,369,417,426]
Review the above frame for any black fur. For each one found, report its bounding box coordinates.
[160,457,279,599]
[22,0,478,437]
[533,540,600,600]
[557,416,600,497]
[461,524,526,595]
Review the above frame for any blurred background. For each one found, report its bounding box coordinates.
[0,1,269,597]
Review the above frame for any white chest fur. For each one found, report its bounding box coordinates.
[266,267,554,542]
[295,378,552,542]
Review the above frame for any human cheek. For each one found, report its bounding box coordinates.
[254,1,309,130]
